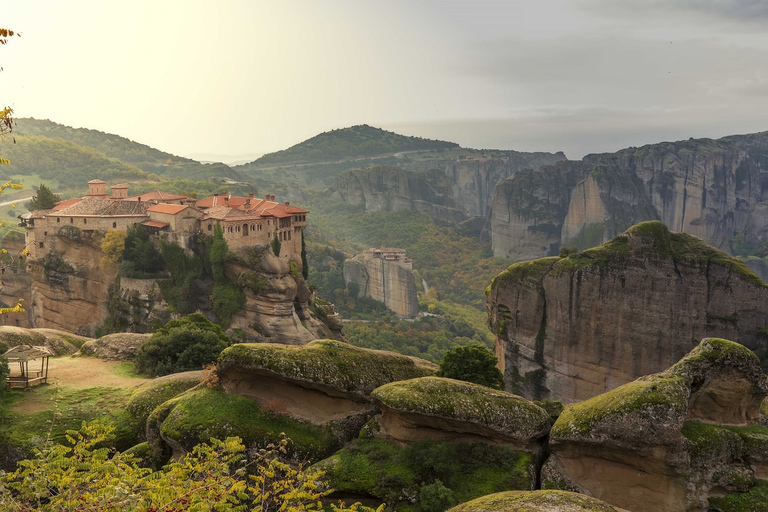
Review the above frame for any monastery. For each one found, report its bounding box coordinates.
[19,179,308,260]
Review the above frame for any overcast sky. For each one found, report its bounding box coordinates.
[4,0,768,161]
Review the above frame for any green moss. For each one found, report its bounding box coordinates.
[318,438,535,510]
[156,387,338,461]
[708,480,768,512]
[565,222,606,251]
[490,257,559,290]
[681,420,743,468]
[670,338,762,381]
[126,372,202,433]
[218,340,435,396]
[449,490,624,512]
[551,375,688,438]
[372,377,549,440]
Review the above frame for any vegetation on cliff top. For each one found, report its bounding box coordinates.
[448,490,625,512]
[437,345,505,390]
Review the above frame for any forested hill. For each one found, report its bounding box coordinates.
[14,118,193,167]
[244,124,459,167]
[4,118,247,185]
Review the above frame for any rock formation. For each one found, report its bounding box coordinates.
[448,490,630,512]
[78,332,151,360]
[490,132,768,260]
[371,376,550,451]
[543,337,768,512]
[343,246,419,318]
[486,221,768,402]
[216,340,435,441]
[328,151,566,225]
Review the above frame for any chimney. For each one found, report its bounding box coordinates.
[285,201,290,207]
[249,192,254,198]
[214,193,219,197]
[265,194,270,200]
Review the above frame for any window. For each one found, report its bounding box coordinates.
[112,222,117,229]
[57,218,60,224]
[44,231,48,236]
[70,218,73,224]
[39,242,44,248]
[83,218,87,225]
[208,224,212,231]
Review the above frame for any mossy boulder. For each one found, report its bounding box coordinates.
[0,326,83,356]
[146,386,338,465]
[371,376,550,447]
[125,370,203,434]
[448,490,629,512]
[545,338,768,512]
[218,340,436,397]
[78,332,151,360]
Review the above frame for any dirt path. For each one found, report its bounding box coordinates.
[45,357,150,389]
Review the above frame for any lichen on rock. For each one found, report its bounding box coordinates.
[448,490,629,512]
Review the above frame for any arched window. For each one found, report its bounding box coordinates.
[112,222,117,229]
[83,218,87,225]
[208,224,212,231]
[243,223,248,236]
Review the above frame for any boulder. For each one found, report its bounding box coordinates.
[78,332,150,360]
[543,337,768,512]
[125,370,203,434]
[217,340,436,441]
[448,490,630,512]
[487,221,768,402]
[0,326,86,356]
[371,376,550,450]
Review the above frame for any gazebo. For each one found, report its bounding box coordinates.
[3,344,53,388]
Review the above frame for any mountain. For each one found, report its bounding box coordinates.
[9,118,246,185]
[244,124,458,167]
[489,131,768,260]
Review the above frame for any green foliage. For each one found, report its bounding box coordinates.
[209,223,245,325]
[708,480,768,511]
[99,229,126,267]
[158,239,203,314]
[0,357,8,398]
[121,224,165,276]
[437,345,505,390]
[419,479,457,512]
[26,183,60,211]
[135,313,231,377]
[0,421,374,512]
[322,438,534,510]
[271,234,282,256]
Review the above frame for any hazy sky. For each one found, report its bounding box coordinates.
[4,1,768,161]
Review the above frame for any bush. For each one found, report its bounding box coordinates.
[135,313,231,377]
[437,345,505,390]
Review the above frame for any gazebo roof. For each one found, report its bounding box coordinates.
[2,344,54,362]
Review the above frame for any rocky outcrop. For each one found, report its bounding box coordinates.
[229,246,341,344]
[343,248,419,318]
[26,231,116,335]
[486,222,768,402]
[328,166,466,223]
[371,376,550,451]
[217,340,435,441]
[490,132,768,260]
[78,332,151,360]
[448,490,630,512]
[0,326,89,356]
[543,338,768,512]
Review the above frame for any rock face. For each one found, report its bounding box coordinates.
[490,132,768,260]
[544,338,768,512]
[371,376,550,451]
[217,340,435,442]
[328,151,566,225]
[78,332,151,360]
[328,166,466,223]
[486,222,768,402]
[448,490,630,512]
[343,247,419,318]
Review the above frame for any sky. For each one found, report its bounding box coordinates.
[3,0,768,162]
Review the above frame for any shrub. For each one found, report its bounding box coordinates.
[437,345,505,390]
[135,313,231,377]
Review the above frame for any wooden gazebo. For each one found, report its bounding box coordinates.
[3,345,53,388]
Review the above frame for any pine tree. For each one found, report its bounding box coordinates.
[27,184,60,211]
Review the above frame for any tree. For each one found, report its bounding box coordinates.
[437,345,505,390]
[27,184,61,211]
[135,313,231,376]
[100,229,126,268]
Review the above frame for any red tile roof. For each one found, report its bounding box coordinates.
[147,204,188,215]
[196,195,251,209]
[52,198,82,211]
[122,190,192,202]
[141,220,169,229]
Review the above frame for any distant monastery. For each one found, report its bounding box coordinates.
[19,179,308,260]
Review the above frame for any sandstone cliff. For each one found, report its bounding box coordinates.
[490,131,768,260]
[544,338,768,512]
[486,222,768,403]
[343,248,419,318]
[328,150,566,225]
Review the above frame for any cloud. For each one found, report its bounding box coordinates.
[581,0,768,23]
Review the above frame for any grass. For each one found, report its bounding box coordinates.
[111,362,145,379]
